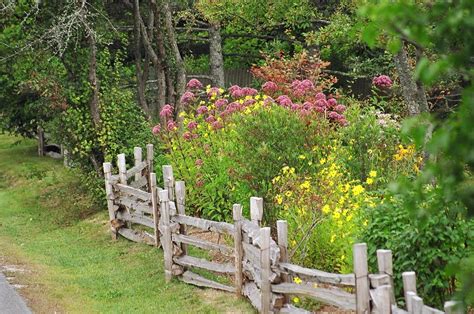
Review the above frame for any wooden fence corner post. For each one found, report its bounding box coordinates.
[103,162,117,240]
[353,243,370,314]
[159,189,173,282]
[175,181,187,255]
[377,249,395,304]
[162,165,175,202]
[133,147,143,181]
[402,271,417,312]
[277,220,289,305]
[260,226,271,314]
[117,153,127,185]
[146,144,154,190]
[372,285,391,314]
[150,172,159,247]
[233,204,243,297]
[250,197,263,226]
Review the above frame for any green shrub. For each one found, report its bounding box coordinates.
[362,190,474,308]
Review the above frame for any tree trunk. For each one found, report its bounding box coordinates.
[153,6,168,110]
[133,0,150,116]
[162,0,186,112]
[87,33,100,127]
[394,42,429,115]
[209,23,225,87]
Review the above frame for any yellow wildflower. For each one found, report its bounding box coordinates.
[366,178,374,185]
[285,191,293,197]
[179,111,186,117]
[272,176,281,184]
[322,204,330,214]
[298,154,306,160]
[330,234,336,243]
[369,170,377,178]
[293,297,300,304]
[289,167,295,174]
[363,220,368,226]
[299,181,311,190]
[293,277,302,284]
[275,195,283,205]
[319,158,326,165]
[333,211,341,219]
[352,185,365,196]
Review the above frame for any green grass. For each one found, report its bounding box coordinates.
[0,134,254,313]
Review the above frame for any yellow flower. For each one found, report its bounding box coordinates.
[293,277,302,284]
[179,111,186,117]
[352,185,365,196]
[299,181,311,190]
[291,240,296,246]
[319,158,326,165]
[322,204,330,214]
[285,191,293,197]
[275,195,283,205]
[333,211,341,219]
[363,219,368,226]
[289,167,295,174]
[330,234,336,243]
[272,176,281,184]
[298,154,306,160]
[308,161,313,166]
[366,178,374,185]
[369,170,377,178]
[293,297,300,304]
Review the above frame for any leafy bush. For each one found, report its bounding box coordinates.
[362,190,474,308]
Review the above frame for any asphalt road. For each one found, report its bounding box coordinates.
[0,273,31,314]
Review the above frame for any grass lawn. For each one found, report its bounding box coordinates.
[0,134,254,313]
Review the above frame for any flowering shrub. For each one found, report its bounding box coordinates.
[372,75,393,88]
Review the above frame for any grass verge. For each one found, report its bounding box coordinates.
[0,134,254,313]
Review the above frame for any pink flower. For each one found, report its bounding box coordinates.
[195,159,203,167]
[228,85,241,93]
[207,87,221,97]
[263,97,275,106]
[315,106,325,113]
[372,75,393,88]
[152,124,161,135]
[292,79,314,96]
[211,120,223,130]
[167,120,177,131]
[244,99,256,106]
[291,103,301,111]
[328,111,341,120]
[180,91,195,104]
[315,99,328,108]
[276,95,293,107]
[315,92,326,100]
[231,88,244,98]
[196,106,208,115]
[215,98,228,108]
[262,81,278,93]
[335,104,346,113]
[327,98,337,108]
[159,104,173,118]
[303,101,313,110]
[242,87,258,96]
[338,118,349,126]
[183,132,193,141]
[187,121,198,131]
[186,79,203,90]
[205,115,216,123]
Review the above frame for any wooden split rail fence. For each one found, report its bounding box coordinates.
[102,145,464,314]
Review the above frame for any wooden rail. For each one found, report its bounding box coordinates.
[103,145,464,314]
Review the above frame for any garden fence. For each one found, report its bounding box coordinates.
[102,144,463,314]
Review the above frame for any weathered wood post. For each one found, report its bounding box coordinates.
[163,165,175,202]
[233,204,243,297]
[250,197,263,226]
[150,172,160,247]
[372,285,391,314]
[353,243,370,314]
[260,226,271,314]
[277,220,289,304]
[133,147,142,181]
[444,301,463,314]
[117,153,127,185]
[38,126,45,157]
[409,292,423,314]
[377,249,395,304]
[402,271,417,312]
[146,144,154,190]
[175,181,187,255]
[160,189,173,282]
[103,162,117,239]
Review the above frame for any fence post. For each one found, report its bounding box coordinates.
[150,173,159,247]
[444,301,463,314]
[260,226,271,314]
[103,162,117,239]
[277,220,289,304]
[117,153,127,185]
[134,147,142,181]
[354,243,370,314]
[377,249,395,304]
[38,126,44,157]
[159,189,173,282]
[372,285,391,314]
[410,294,424,314]
[250,197,263,226]
[233,204,243,297]
[163,165,175,202]
[175,181,187,255]
[146,144,154,190]
[402,271,417,312]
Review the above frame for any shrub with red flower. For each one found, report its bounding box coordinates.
[372,75,393,88]
[186,79,203,90]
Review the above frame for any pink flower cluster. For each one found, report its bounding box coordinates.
[372,75,393,88]
[159,104,173,118]
[180,91,195,104]
[228,85,258,99]
[186,78,203,90]
[291,79,315,97]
